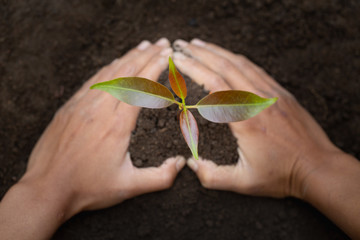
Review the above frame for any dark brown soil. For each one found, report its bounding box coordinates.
[1,0,359,239]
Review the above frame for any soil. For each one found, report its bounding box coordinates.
[1,0,359,239]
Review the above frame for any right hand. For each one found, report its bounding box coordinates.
[172,39,342,198]
[20,38,183,218]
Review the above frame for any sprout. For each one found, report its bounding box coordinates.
[91,57,277,160]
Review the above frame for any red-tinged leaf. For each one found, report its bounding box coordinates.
[90,77,176,108]
[169,57,187,100]
[196,90,277,123]
[180,109,199,159]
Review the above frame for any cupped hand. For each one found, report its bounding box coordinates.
[20,38,185,219]
[172,39,340,198]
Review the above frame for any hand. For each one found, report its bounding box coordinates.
[0,38,187,240]
[24,38,186,214]
[172,39,341,198]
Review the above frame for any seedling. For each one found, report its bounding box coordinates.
[90,57,277,159]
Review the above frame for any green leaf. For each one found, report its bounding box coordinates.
[196,90,277,123]
[90,77,176,108]
[180,109,199,160]
[169,57,187,100]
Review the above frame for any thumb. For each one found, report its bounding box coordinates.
[129,155,186,197]
[187,157,243,191]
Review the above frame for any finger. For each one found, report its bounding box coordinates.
[173,52,231,92]
[72,40,169,115]
[190,38,291,96]
[174,39,257,93]
[136,47,172,79]
[129,156,186,196]
[72,40,151,102]
[73,38,170,102]
[115,47,173,132]
[112,38,169,70]
[109,38,170,80]
[187,157,241,191]
[89,38,170,88]
[191,39,273,85]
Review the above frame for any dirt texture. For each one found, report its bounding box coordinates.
[1,0,359,239]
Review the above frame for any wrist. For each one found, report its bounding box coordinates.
[0,176,76,240]
[290,147,345,199]
[292,150,360,239]
[17,173,77,222]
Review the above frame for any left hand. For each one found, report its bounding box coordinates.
[21,38,185,218]
[172,38,339,198]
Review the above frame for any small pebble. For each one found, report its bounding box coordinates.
[134,159,143,167]
[206,220,214,227]
[157,119,166,127]
[256,221,263,229]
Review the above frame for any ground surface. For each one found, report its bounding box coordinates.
[1,0,360,239]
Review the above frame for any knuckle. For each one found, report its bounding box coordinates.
[119,62,137,76]
[217,58,235,72]
[55,100,99,125]
[237,54,246,60]
[285,92,297,101]
[110,58,120,66]
[54,104,72,121]
[277,94,297,107]
[255,65,266,75]
[237,120,260,133]
[210,76,227,91]
[236,54,248,66]
[102,64,111,72]
[54,105,65,117]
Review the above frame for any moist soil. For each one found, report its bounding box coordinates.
[1,1,359,239]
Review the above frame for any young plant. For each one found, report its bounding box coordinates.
[90,57,277,160]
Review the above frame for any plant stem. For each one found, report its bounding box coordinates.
[185,105,198,109]
[173,100,183,108]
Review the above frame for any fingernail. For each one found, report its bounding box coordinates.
[155,38,170,47]
[137,40,151,50]
[191,38,206,47]
[173,51,186,60]
[160,47,173,57]
[187,158,198,172]
[174,39,188,48]
[175,156,186,171]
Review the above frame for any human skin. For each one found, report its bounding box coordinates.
[1,38,359,240]
[172,38,360,239]
[0,38,186,240]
